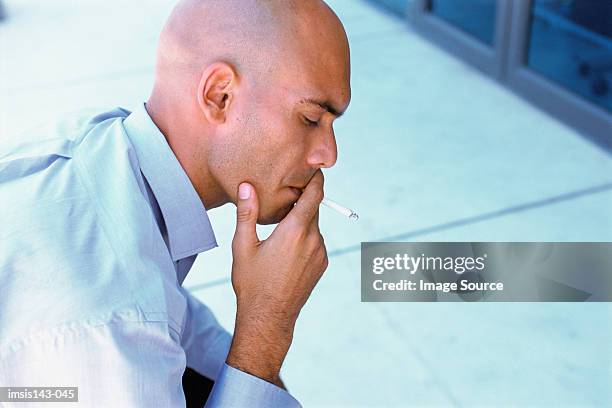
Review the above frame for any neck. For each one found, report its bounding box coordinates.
[145,93,230,210]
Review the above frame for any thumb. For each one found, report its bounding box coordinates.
[233,182,260,251]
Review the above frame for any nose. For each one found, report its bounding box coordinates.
[306,128,338,169]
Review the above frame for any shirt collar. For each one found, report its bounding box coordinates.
[123,103,218,261]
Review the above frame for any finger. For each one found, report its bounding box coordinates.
[306,207,320,236]
[232,182,260,253]
[284,170,324,228]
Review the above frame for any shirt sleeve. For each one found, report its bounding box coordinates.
[179,287,232,381]
[0,316,188,407]
[178,289,302,407]
[205,364,302,408]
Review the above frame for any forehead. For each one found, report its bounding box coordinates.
[269,3,351,113]
[281,82,351,120]
[279,58,351,117]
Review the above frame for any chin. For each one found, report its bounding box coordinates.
[258,203,294,225]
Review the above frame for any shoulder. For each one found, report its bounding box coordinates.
[0,107,149,251]
[0,107,131,162]
[0,108,177,347]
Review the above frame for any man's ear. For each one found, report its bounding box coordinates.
[197,62,238,124]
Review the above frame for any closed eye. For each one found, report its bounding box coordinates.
[303,116,319,127]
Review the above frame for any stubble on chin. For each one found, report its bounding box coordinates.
[258,202,294,225]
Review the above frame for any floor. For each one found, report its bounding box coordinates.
[1,0,610,406]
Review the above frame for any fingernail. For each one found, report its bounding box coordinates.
[238,183,251,200]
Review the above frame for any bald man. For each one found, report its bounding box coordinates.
[0,0,350,406]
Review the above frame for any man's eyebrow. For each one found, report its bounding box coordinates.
[300,98,346,118]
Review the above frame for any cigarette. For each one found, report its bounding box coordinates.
[322,197,359,220]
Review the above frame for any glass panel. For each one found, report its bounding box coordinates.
[527,0,612,113]
[429,0,496,45]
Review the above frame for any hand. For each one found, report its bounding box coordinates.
[227,170,328,386]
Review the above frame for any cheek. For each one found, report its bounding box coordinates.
[226,120,285,189]
[226,104,309,191]
[255,119,306,174]
[268,133,308,183]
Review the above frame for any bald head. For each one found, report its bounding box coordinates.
[154,0,349,95]
[147,0,351,223]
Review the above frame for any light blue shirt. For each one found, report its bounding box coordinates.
[0,104,300,407]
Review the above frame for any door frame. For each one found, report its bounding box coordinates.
[407,0,513,79]
[406,0,611,151]
[505,0,612,151]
